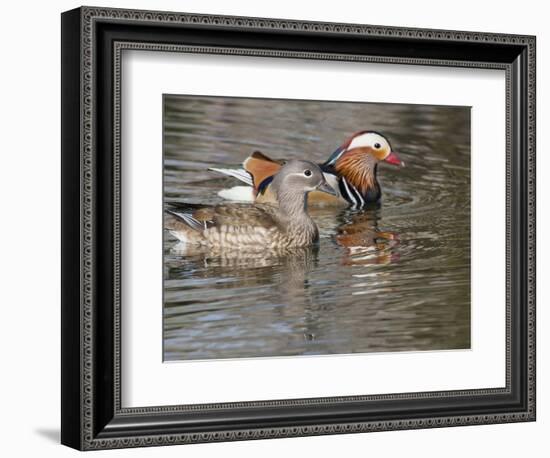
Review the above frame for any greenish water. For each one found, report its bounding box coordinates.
[163,95,471,361]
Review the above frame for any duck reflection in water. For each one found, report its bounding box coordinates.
[165,243,322,345]
[167,242,319,292]
[334,209,400,266]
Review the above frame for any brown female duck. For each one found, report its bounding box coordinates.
[210,131,404,208]
[165,160,336,250]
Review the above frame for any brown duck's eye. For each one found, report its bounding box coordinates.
[304,169,312,177]
[374,142,381,149]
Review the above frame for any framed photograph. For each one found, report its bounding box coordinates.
[61,6,536,450]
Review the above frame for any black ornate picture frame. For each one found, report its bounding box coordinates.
[61,6,536,450]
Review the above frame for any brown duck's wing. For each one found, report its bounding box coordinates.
[164,212,196,233]
[167,203,278,229]
[210,203,279,229]
[243,151,285,190]
[165,203,215,225]
[191,206,217,222]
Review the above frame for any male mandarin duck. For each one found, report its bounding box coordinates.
[210,131,404,208]
[165,160,336,250]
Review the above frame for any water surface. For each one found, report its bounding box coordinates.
[163,95,471,361]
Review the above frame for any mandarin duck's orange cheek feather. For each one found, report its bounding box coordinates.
[334,148,378,194]
[323,131,363,166]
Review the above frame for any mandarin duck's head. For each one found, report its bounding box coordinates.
[327,131,404,168]
[325,131,404,193]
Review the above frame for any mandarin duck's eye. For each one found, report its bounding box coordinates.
[374,142,381,149]
[304,169,312,177]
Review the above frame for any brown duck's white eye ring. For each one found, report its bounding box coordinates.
[374,142,382,149]
[304,169,312,177]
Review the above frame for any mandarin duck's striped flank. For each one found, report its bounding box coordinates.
[165,160,337,250]
[209,131,404,209]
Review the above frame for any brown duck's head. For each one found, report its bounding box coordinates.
[326,131,404,192]
[271,160,337,198]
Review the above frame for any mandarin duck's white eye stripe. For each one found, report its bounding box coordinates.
[289,171,310,178]
[348,132,389,150]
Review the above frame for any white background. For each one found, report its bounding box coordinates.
[123,53,505,406]
[0,0,546,457]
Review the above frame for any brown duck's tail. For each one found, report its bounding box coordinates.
[164,203,209,233]
[164,203,211,244]
[165,209,205,232]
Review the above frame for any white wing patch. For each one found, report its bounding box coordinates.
[217,186,255,202]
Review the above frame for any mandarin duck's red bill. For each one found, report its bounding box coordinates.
[209,131,404,209]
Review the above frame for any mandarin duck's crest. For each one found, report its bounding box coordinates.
[325,131,403,167]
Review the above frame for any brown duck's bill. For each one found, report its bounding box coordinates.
[316,181,338,196]
[384,151,405,167]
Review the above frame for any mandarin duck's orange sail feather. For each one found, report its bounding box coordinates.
[243,151,284,191]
